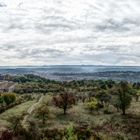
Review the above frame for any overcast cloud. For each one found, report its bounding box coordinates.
[0,0,140,66]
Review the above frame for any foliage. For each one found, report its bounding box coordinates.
[53,93,76,115]
[2,93,16,105]
[0,94,4,104]
[9,114,25,135]
[132,89,140,102]
[66,123,76,140]
[96,91,111,108]
[0,75,140,139]
[14,82,64,94]
[24,119,40,140]
[0,130,13,140]
[117,81,132,115]
[35,103,49,124]
[86,97,98,113]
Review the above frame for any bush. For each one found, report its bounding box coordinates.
[0,130,13,140]
[35,103,49,124]
[2,93,16,105]
[66,123,76,140]
[86,97,99,113]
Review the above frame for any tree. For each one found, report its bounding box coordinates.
[2,93,16,105]
[53,93,76,115]
[36,103,49,124]
[96,90,111,107]
[117,81,132,115]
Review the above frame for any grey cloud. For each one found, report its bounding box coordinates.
[0,0,140,65]
[0,2,6,7]
[13,48,66,59]
[35,15,80,34]
[96,18,131,32]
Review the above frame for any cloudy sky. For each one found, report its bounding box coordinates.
[0,0,140,66]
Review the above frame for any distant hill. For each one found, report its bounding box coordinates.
[0,65,140,82]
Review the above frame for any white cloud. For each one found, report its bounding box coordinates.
[0,0,140,66]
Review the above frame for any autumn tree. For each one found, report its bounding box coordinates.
[53,93,76,115]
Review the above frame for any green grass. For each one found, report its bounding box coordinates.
[0,100,35,129]
[32,96,140,139]
[1,94,139,139]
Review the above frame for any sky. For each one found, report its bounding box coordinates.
[0,0,140,66]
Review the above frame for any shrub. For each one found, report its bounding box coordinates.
[96,91,111,107]
[66,123,76,140]
[0,130,13,140]
[35,103,49,124]
[86,97,98,113]
[9,115,25,135]
[2,93,16,105]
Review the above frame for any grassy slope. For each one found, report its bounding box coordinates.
[0,94,139,139]
[0,100,35,130]
[34,95,140,139]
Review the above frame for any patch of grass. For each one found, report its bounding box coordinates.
[0,100,35,129]
[5,94,138,139]
[128,101,140,115]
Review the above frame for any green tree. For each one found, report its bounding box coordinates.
[96,90,111,107]
[3,93,16,105]
[117,81,132,115]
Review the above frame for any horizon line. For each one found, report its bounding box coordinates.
[0,64,140,67]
